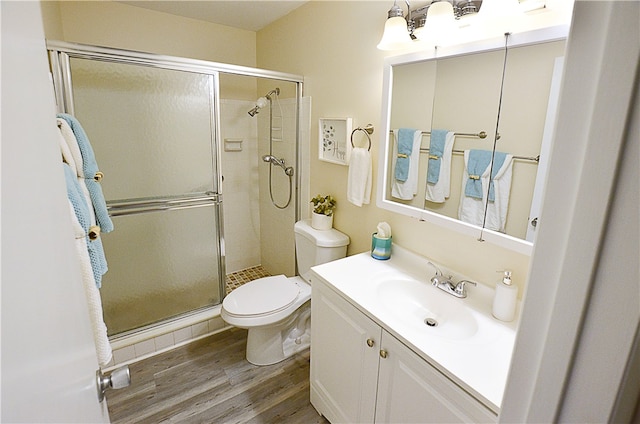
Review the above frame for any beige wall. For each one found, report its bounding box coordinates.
[42,1,256,67]
[257,1,531,293]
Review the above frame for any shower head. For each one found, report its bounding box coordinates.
[264,87,280,100]
[247,88,280,117]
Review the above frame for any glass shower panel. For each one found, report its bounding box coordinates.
[100,206,221,335]
[70,58,216,199]
[68,58,223,336]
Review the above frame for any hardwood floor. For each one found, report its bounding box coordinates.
[106,328,329,423]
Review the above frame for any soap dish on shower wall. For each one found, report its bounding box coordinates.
[224,138,243,152]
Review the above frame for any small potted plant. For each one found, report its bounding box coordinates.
[310,194,336,230]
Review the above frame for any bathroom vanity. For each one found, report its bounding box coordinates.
[309,246,518,423]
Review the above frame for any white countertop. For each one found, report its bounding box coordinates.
[310,245,519,413]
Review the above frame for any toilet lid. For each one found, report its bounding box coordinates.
[223,275,300,317]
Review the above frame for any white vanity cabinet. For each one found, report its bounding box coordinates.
[310,275,497,424]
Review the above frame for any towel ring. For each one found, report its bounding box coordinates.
[350,124,374,151]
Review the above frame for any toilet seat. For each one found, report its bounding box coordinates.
[222,275,300,318]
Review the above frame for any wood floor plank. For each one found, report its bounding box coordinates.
[106,328,328,424]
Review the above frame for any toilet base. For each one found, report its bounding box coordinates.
[245,303,311,366]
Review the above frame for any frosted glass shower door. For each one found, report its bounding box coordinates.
[68,58,224,336]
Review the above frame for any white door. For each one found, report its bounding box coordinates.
[1,2,110,422]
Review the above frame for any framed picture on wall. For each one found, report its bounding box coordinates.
[319,118,352,165]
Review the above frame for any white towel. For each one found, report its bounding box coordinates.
[347,147,372,207]
[57,118,84,178]
[58,124,77,170]
[67,200,113,366]
[425,131,455,203]
[391,129,422,200]
[458,151,514,232]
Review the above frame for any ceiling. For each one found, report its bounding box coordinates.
[119,1,308,31]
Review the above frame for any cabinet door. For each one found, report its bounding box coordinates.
[310,280,381,423]
[376,332,497,423]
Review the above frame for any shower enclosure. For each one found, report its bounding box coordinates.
[48,41,305,337]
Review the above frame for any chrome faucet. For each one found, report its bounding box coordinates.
[428,262,476,298]
[452,280,477,298]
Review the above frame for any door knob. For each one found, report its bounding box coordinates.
[380,349,388,359]
[96,365,131,402]
[366,338,375,347]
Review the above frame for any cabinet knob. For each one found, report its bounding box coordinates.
[380,349,388,359]
[366,338,375,348]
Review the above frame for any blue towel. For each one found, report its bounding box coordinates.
[465,150,507,201]
[426,129,448,184]
[63,163,108,288]
[394,128,415,182]
[57,113,114,234]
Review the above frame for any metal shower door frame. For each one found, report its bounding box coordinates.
[47,40,305,311]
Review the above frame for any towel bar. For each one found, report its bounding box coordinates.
[419,148,539,163]
[107,193,220,217]
[389,130,491,139]
[351,124,374,151]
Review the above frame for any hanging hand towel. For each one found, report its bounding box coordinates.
[482,152,513,232]
[347,147,372,207]
[464,149,493,199]
[391,129,422,200]
[458,150,513,232]
[57,118,83,175]
[394,128,415,182]
[426,129,448,184]
[66,200,113,366]
[63,163,108,288]
[425,131,455,203]
[57,113,114,234]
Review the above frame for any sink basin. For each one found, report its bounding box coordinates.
[376,278,479,341]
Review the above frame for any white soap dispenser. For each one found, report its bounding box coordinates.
[492,270,517,322]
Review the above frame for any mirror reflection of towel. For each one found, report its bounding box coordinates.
[426,129,448,184]
[465,150,507,201]
[459,150,514,232]
[394,128,416,182]
[425,131,455,203]
[391,129,422,200]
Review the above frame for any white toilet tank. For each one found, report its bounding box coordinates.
[294,219,350,281]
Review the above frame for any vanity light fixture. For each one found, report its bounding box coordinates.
[377,0,484,50]
[376,0,551,50]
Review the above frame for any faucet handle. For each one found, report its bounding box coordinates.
[454,279,477,297]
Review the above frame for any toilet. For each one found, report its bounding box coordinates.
[221,219,349,365]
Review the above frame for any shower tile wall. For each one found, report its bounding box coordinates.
[220,99,261,273]
[257,98,310,277]
[219,97,310,277]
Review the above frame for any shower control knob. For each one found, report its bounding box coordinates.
[96,365,131,402]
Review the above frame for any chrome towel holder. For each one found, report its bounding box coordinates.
[351,124,374,151]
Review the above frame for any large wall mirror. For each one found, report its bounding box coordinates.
[377,27,568,255]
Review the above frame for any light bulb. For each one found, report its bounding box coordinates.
[377,16,413,50]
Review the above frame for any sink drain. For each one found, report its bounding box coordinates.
[424,317,438,327]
